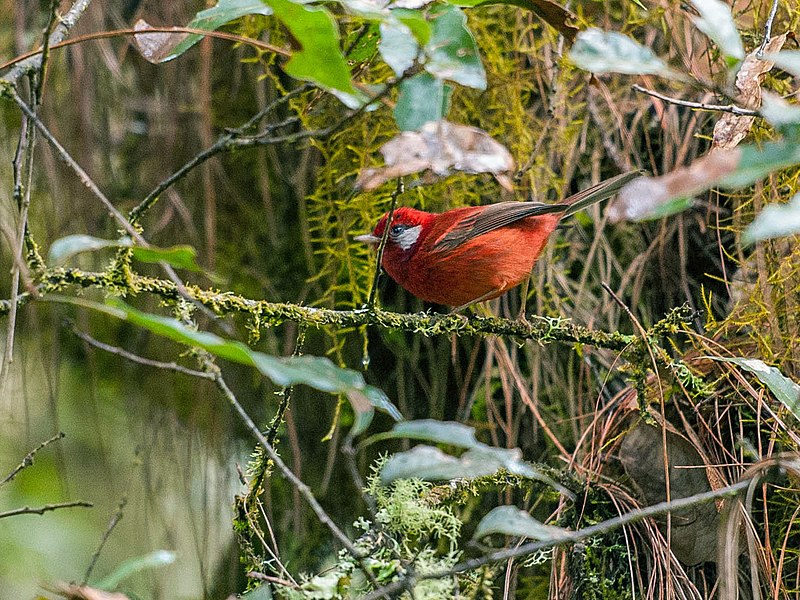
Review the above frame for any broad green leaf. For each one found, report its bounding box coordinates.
[266,0,366,106]
[395,9,432,46]
[48,234,132,265]
[569,28,680,79]
[638,196,695,221]
[724,141,800,188]
[743,194,800,244]
[690,0,744,63]
[240,585,274,600]
[769,50,800,77]
[59,297,401,435]
[473,506,568,541]
[379,19,418,76]
[394,73,452,130]
[708,356,800,422]
[424,5,486,89]
[93,550,176,590]
[48,235,204,272]
[366,419,481,447]
[165,0,272,61]
[131,245,203,272]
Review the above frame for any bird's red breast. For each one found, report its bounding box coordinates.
[357,171,639,308]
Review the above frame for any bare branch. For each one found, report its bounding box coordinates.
[2,0,94,86]
[1,432,65,486]
[0,501,93,519]
[632,84,759,117]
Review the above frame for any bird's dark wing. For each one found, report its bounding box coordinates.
[432,202,566,252]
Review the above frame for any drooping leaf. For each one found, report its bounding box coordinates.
[93,550,176,590]
[379,18,419,76]
[59,298,401,435]
[167,0,272,60]
[449,0,578,41]
[424,5,486,89]
[133,0,271,64]
[690,0,744,63]
[48,234,132,265]
[743,194,800,244]
[609,140,800,222]
[266,0,367,106]
[568,28,680,79]
[394,73,452,131]
[473,506,568,541]
[369,419,481,447]
[356,120,514,190]
[709,357,800,422]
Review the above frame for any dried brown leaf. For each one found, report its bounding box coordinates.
[356,120,515,191]
[132,20,189,65]
[607,150,741,222]
[712,34,787,150]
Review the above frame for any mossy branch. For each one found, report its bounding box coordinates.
[0,266,640,350]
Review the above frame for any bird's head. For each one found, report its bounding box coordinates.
[355,207,434,258]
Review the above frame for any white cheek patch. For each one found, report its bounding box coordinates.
[395,225,422,251]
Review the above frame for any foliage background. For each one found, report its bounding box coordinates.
[1,0,799,598]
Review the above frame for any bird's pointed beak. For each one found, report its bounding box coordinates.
[354,233,381,245]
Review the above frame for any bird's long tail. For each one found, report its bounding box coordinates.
[559,171,641,217]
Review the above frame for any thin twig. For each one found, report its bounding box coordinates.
[1,432,65,486]
[0,500,93,519]
[631,84,758,117]
[366,179,403,309]
[71,325,214,379]
[2,0,93,86]
[83,495,128,584]
[757,0,781,58]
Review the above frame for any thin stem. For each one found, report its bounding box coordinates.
[367,179,404,309]
[1,432,65,486]
[0,501,93,519]
[631,84,758,117]
[71,326,213,379]
[83,496,128,584]
[757,0,781,58]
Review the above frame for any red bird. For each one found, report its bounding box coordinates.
[355,172,638,309]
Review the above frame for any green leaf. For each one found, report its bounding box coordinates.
[57,297,401,435]
[760,92,800,137]
[473,506,568,541]
[368,419,481,447]
[395,10,432,46]
[379,19,418,76]
[131,245,203,272]
[639,196,695,221]
[394,73,452,130]
[769,50,800,77]
[380,441,567,493]
[724,141,800,188]
[424,5,486,89]
[708,356,800,422]
[266,0,366,106]
[568,28,680,79]
[690,0,744,62]
[743,194,800,244]
[93,550,176,590]
[166,0,272,61]
[48,234,133,265]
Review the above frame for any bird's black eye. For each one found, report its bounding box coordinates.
[390,224,406,237]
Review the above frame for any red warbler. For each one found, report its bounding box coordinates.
[355,172,638,308]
